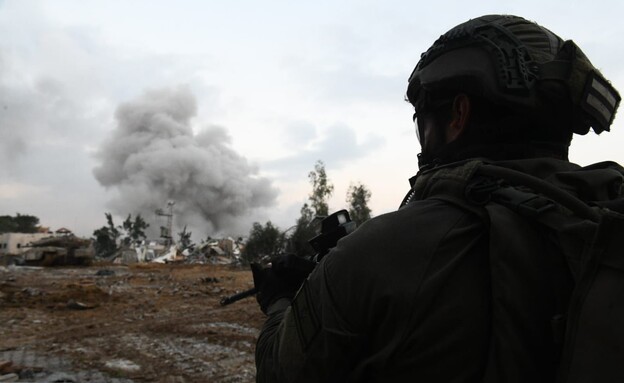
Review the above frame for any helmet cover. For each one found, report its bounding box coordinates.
[407,15,620,135]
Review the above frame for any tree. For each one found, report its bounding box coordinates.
[346,183,372,226]
[93,213,120,257]
[286,203,317,258]
[93,212,150,257]
[123,214,150,244]
[285,161,334,258]
[308,160,334,216]
[178,226,193,249]
[93,226,118,258]
[0,216,16,233]
[132,214,149,242]
[0,213,40,233]
[121,214,133,244]
[14,213,40,233]
[242,221,286,264]
[105,213,120,243]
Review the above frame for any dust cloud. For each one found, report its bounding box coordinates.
[93,86,277,237]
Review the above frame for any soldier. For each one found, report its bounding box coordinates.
[252,15,622,382]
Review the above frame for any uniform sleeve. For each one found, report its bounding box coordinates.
[255,298,291,383]
[255,200,489,382]
[255,255,366,383]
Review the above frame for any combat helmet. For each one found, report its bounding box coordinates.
[406,15,620,136]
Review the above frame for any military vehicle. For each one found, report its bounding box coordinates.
[21,235,94,266]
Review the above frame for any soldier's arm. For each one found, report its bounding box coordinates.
[255,298,291,382]
[255,256,365,383]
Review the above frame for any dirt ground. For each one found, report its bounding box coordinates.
[0,263,266,382]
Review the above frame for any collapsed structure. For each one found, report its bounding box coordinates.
[109,237,244,265]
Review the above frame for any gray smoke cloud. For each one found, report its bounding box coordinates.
[0,64,45,167]
[93,86,277,236]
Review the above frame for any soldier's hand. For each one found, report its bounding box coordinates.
[251,254,316,314]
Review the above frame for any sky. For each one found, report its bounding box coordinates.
[1,0,624,239]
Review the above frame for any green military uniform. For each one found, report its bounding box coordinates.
[254,157,614,382]
[254,13,623,383]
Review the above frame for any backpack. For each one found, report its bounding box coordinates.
[417,160,624,382]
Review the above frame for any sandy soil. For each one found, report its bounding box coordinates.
[0,263,265,382]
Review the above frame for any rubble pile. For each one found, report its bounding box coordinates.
[105,237,245,267]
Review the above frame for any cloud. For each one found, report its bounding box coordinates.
[0,182,46,199]
[0,52,41,165]
[265,122,385,179]
[93,86,278,236]
[277,24,410,106]
[281,121,317,148]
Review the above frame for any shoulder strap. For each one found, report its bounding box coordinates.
[469,163,624,383]
[475,164,601,223]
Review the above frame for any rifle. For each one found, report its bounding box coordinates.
[220,209,356,306]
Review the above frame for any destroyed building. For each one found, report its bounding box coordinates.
[106,236,245,266]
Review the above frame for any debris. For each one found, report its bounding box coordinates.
[1,263,261,382]
[17,369,35,381]
[151,246,178,264]
[161,376,187,383]
[43,372,77,382]
[21,287,41,296]
[0,373,18,382]
[66,299,94,310]
[0,361,13,374]
[211,287,223,294]
[104,359,141,373]
[95,269,115,276]
[199,277,219,284]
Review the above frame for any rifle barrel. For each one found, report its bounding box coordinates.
[220,287,258,306]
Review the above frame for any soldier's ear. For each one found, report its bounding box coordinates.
[447,94,471,142]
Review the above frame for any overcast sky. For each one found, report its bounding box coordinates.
[1,0,624,239]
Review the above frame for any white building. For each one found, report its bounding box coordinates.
[0,233,52,255]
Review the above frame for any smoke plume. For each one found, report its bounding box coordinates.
[93,86,277,236]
